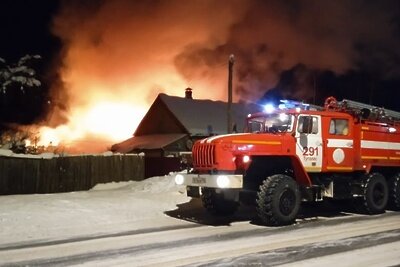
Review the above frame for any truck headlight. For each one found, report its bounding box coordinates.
[175,174,184,185]
[216,175,230,188]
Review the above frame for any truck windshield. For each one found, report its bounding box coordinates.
[247,113,294,133]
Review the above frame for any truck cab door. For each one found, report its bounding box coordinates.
[324,118,354,171]
[295,115,323,172]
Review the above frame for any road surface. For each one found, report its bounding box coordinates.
[0,199,399,267]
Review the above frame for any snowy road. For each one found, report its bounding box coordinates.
[0,176,399,266]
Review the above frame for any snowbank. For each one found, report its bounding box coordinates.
[0,174,189,245]
[0,149,13,157]
[91,175,182,194]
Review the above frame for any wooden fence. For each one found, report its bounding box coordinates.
[0,154,144,195]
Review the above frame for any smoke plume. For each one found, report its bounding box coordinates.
[175,1,400,102]
[43,0,400,151]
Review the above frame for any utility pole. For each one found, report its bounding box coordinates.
[313,72,317,105]
[227,54,235,133]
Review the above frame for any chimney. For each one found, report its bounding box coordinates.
[185,87,193,99]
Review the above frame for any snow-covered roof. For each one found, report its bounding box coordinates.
[159,93,261,135]
[111,133,186,153]
[112,93,262,152]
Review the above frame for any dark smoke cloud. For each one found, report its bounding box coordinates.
[174,0,400,102]
[53,0,400,104]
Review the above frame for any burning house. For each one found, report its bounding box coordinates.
[111,89,260,157]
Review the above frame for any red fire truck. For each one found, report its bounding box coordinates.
[175,97,400,226]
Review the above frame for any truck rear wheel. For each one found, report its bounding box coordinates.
[201,188,239,216]
[355,173,388,214]
[388,173,400,210]
[256,174,300,226]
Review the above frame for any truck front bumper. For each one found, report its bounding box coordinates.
[174,173,243,189]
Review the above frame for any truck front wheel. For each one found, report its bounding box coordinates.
[388,173,400,210]
[256,174,300,226]
[355,172,388,214]
[201,188,239,216]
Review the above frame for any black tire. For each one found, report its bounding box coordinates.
[388,173,400,211]
[201,188,239,216]
[256,174,300,226]
[354,173,388,214]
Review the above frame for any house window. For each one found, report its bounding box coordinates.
[329,119,349,135]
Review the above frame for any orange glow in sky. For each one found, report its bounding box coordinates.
[36,1,246,153]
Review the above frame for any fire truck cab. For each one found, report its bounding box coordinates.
[175,97,400,226]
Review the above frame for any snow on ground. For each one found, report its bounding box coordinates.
[0,148,57,159]
[0,148,119,158]
[0,174,190,245]
[1,172,400,266]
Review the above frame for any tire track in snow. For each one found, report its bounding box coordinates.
[191,230,400,266]
[0,223,202,251]
[0,201,371,252]
[0,212,399,266]
[133,215,400,266]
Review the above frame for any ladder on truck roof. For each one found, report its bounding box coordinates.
[325,96,400,124]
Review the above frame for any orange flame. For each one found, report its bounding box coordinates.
[38,102,147,147]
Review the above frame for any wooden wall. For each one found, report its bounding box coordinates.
[0,155,144,195]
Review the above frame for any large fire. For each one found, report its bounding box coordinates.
[37,101,147,148]
[33,0,382,153]
[34,59,230,152]
[31,1,245,153]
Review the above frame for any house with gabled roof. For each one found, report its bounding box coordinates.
[111,88,261,157]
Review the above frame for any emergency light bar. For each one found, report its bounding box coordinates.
[279,99,322,111]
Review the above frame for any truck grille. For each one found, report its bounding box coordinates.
[193,143,215,167]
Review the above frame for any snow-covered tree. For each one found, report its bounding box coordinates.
[0,54,41,94]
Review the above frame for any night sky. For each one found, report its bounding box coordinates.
[1,0,400,132]
[0,0,60,127]
[0,0,60,62]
